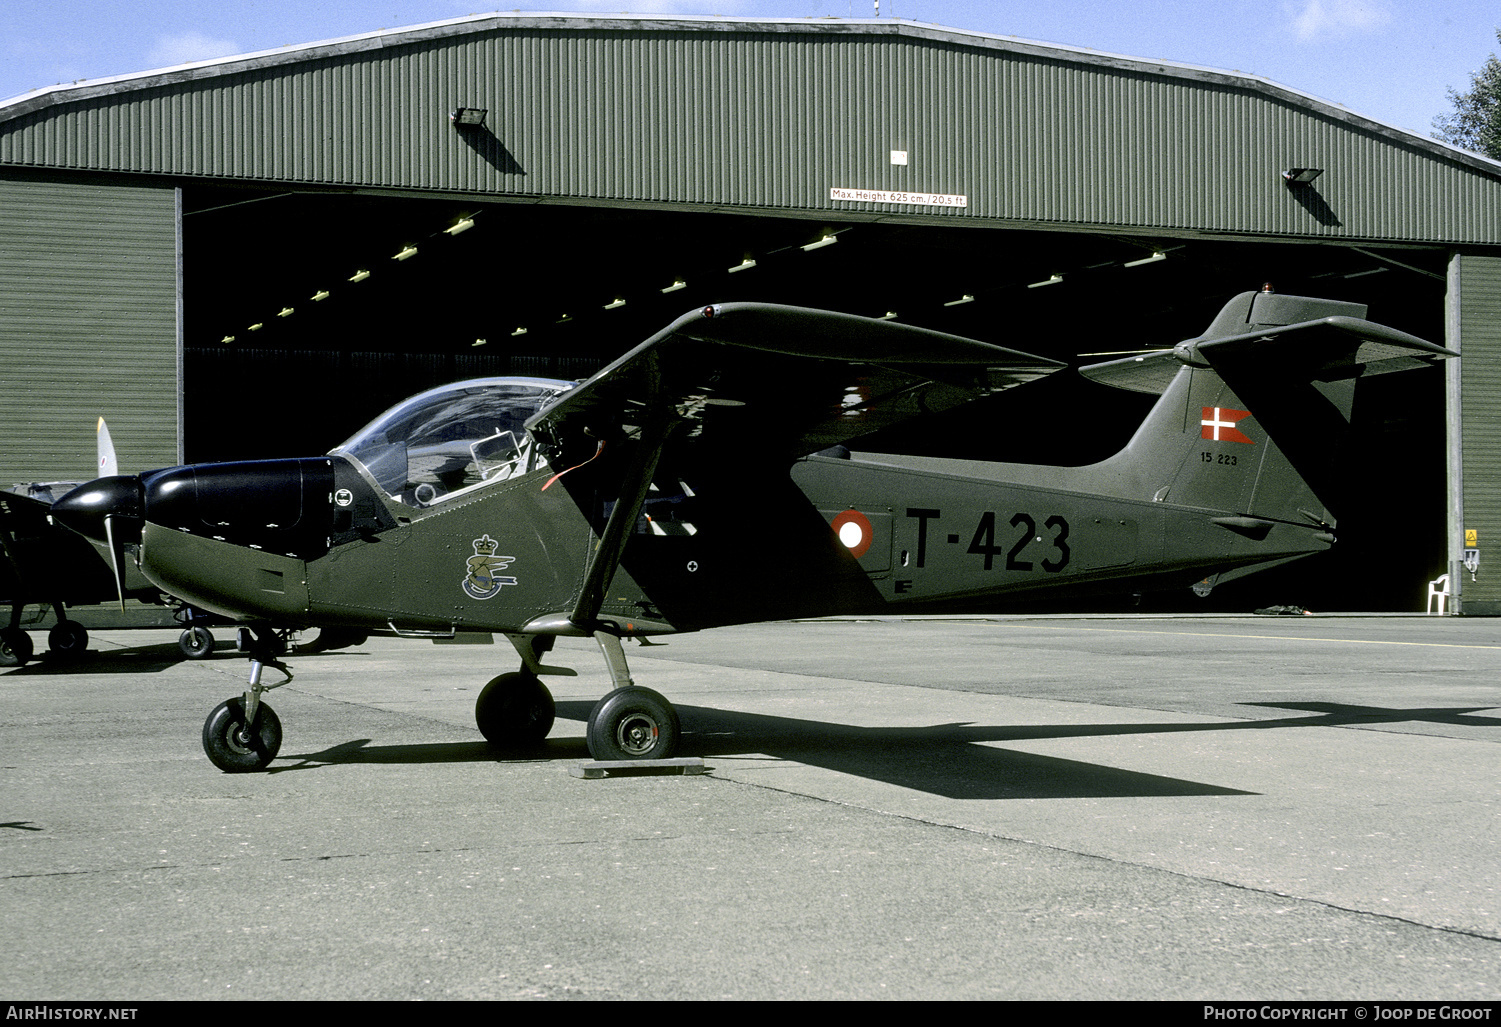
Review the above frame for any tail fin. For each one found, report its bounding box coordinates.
[1080,291,1454,528]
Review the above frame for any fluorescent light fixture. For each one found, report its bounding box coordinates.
[943,294,975,307]
[604,298,626,310]
[450,107,487,128]
[1027,274,1064,289]
[1124,251,1167,268]
[348,269,371,283]
[511,326,528,336]
[277,307,294,317]
[311,289,330,301]
[801,232,837,252]
[445,218,475,236]
[1283,167,1323,184]
[248,323,264,331]
[661,279,687,294]
[393,246,418,261]
[877,311,899,320]
[472,338,488,347]
[728,258,757,273]
[220,335,235,344]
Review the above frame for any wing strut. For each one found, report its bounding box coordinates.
[568,398,681,631]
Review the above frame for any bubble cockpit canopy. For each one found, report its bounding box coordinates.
[331,377,574,508]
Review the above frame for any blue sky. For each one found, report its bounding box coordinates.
[2,2,1497,142]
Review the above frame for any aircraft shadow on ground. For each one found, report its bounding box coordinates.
[1,643,196,675]
[277,698,1499,797]
[1238,700,1501,729]
[272,738,571,773]
[650,699,1500,799]
[1,643,373,678]
[578,702,1255,800]
[275,701,1257,799]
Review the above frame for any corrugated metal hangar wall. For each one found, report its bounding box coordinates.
[1,13,1499,611]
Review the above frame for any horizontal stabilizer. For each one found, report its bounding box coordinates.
[1082,311,1454,396]
[1076,349,1179,395]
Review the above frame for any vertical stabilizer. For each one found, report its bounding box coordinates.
[1078,291,1453,527]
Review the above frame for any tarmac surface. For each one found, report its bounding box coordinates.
[3,614,1500,1001]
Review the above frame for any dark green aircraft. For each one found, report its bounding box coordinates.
[51,291,1452,773]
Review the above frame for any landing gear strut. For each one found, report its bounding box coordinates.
[477,634,565,753]
[583,632,680,761]
[201,627,290,773]
[475,630,681,761]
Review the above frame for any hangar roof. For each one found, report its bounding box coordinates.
[3,12,1499,245]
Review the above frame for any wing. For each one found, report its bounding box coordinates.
[1080,316,1454,395]
[527,302,1062,459]
[522,303,1063,635]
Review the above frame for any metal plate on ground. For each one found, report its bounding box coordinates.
[569,757,706,779]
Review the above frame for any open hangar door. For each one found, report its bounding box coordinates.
[181,186,1449,612]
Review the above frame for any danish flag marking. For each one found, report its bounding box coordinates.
[1200,407,1255,444]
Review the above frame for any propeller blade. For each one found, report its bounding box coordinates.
[97,417,119,478]
[103,513,128,613]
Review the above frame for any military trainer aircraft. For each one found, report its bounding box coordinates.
[50,290,1453,772]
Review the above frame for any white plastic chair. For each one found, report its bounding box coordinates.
[1427,574,1450,615]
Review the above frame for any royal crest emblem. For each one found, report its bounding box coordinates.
[462,534,517,600]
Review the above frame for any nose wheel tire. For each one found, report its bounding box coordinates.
[586,686,680,761]
[178,627,216,659]
[475,672,556,749]
[202,697,282,773]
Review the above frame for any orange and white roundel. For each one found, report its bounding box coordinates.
[831,509,874,558]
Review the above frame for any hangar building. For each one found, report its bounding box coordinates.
[2,14,1498,611]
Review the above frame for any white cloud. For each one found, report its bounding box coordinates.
[1289,0,1393,42]
[146,32,243,69]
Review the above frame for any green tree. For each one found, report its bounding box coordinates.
[1433,28,1501,159]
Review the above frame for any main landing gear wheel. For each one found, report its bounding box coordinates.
[0,628,34,668]
[178,626,215,659]
[47,620,89,659]
[202,696,282,773]
[586,686,680,761]
[475,671,556,749]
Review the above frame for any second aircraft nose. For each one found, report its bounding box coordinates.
[50,475,145,545]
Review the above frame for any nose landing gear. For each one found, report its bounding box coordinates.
[201,627,291,773]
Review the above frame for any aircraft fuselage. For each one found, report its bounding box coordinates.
[122,446,1331,639]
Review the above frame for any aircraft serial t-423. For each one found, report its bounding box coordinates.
[51,291,1453,772]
